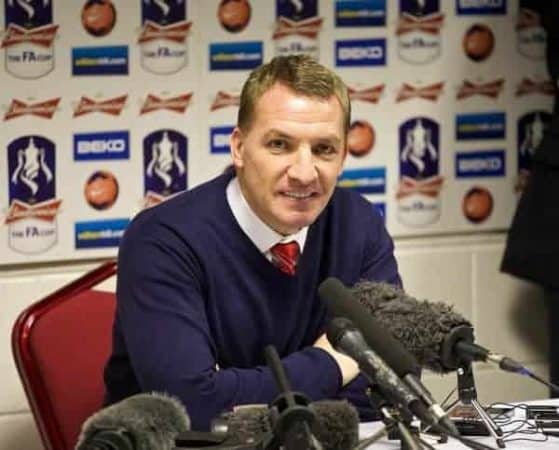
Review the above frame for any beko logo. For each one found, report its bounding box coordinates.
[74,131,130,160]
[455,150,505,177]
[210,126,234,153]
[335,39,386,66]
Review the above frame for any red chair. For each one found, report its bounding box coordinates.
[12,260,117,450]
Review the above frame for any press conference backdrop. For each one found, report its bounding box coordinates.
[0,0,552,265]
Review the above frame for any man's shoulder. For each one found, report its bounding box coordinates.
[129,172,231,232]
[328,186,379,218]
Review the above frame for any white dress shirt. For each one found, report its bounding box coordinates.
[226,177,308,261]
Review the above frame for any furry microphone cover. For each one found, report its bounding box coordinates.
[76,392,190,450]
[220,400,359,450]
[351,282,471,373]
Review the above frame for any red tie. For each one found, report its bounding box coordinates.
[270,241,300,276]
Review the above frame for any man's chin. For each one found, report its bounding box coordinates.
[275,214,318,235]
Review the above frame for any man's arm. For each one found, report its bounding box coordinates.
[114,217,348,430]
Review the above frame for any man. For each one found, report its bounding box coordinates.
[104,55,401,430]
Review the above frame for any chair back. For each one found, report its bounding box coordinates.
[12,260,117,450]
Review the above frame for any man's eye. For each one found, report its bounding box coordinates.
[314,144,336,156]
[269,139,288,150]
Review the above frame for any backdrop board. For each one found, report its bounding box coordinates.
[0,0,552,265]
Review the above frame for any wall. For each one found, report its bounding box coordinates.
[0,234,548,450]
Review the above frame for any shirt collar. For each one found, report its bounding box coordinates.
[226,176,308,253]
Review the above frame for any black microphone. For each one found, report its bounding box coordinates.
[351,280,552,384]
[318,278,457,435]
[76,392,190,450]
[326,317,440,432]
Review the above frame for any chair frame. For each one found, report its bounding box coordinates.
[12,260,117,450]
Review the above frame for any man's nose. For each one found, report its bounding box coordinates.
[287,148,318,185]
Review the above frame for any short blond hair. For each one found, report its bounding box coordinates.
[237,55,350,134]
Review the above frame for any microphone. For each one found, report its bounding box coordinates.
[351,280,553,385]
[318,278,457,435]
[176,401,359,450]
[309,400,359,450]
[350,280,470,373]
[326,316,441,432]
[76,392,190,450]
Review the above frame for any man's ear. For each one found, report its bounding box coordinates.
[230,127,244,169]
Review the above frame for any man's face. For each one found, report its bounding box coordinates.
[230,83,347,235]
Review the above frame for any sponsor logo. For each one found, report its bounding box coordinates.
[517,111,551,191]
[456,0,506,15]
[516,111,551,192]
[75,218,129,249]
[463,23,495,62]
[396,82,444,102]
[273,16,322,58]
[73,94,127,117]
[455,150,505,178]
[455,112,506,140]
[4,97,60,120]
[84,171,119,210]
[210,90,241,111]
[337,167,386,194]
[397,117,444,226]
[3,0,58,79]
[516,8,545,59]
[218,0,252,33]
[5,135,61,254]
[463,186,493,223]
[457,79,504,100]
[81,0,117,37]
[273,16,323,40]
[396,0,444,64]
[143,129,188,207]
[335,0,386,27]
[276,0,317,20]
[72,45,128,76]
[139,0,191,74]
[335,38,386,66]
[274,0,320,58]
[348,84,385,103]
[348,120,375,157]
[210,41,263,70]
[516,77,555,97]
[73,131,130,160]
[210,126,234,154]
[140,92,192,114]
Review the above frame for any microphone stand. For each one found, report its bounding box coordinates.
[264,345,323,450]
[447,361,505,449]
[363,388,423,450]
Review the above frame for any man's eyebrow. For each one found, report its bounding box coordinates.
[263,129,294,140]
[315,135,342,145]
[263,130,342,145]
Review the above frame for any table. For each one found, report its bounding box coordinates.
[359,399,559,449]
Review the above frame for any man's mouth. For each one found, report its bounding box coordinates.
[283,191,316,200]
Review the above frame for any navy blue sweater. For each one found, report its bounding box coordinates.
[104,172,400,430]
